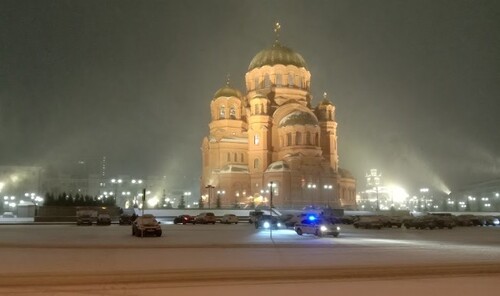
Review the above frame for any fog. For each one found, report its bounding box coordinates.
[1,0,499,192]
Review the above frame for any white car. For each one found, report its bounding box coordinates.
[2,212,16,218]
[294,217,340,237]
[220,214,238,224]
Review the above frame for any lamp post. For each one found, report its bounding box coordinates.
[205,185,215,209]
[111,178,122,207]
[216,190,225,209]
[307,183,317,207]
[268,181,275,240]
[323,184,333,207]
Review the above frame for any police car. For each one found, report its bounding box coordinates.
[294,215,340,237]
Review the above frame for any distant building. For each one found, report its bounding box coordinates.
[201,25,356,209]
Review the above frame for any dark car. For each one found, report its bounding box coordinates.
[353,216,383,229]
[403,215,437,230]
[194,212,216,224]
[173,215,194,224]
[119,213,137,225]
[255,214,281,229]
[294,217,340,237]
[132,214,162,237]
[96,213,111,225]
[249,210,264,224]
[430,214,456,229]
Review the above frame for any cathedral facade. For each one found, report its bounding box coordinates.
[200,32,356,209]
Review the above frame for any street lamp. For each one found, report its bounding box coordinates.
[307,183,317,207]
[323,184,333,206]
[216,190,225,208]
[111,178,123,207]
[268,181,275,240]
[205,185,215,209]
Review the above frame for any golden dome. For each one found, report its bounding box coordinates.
[213,86,242,99]
[248,43,307,71]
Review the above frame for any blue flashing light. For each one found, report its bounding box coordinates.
[308,215,317,221]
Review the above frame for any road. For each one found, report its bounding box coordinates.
[0,223,499,295]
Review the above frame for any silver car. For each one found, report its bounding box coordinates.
[294,217,340,237]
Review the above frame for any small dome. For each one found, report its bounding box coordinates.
[213,86,242,99]
[265,161,290,172]
[279,111,318,127]
[318,98,333,106]
[339,168,354,179]
[248,43,307,71]
[220,164,249,174]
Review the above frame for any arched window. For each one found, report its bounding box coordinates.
[254,77,259,89]
[287,133,292,146]
[264,74,271,88]
[219,106,225,119]
[288,73,294,86]
[296,132,302,145]
[241,153,244,162]
[254,134,260,145]
[276,74,282,86]
[227,153,230,161]
[229,106,236,119]
[254,158,260,169]
[234,153,237,162]
[306,132,311,145]
[315,133,319,146]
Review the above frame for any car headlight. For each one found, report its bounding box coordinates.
[277,222,281,227]
[263,221,270,229]
[336,226,341,231]
[320,225,328,232]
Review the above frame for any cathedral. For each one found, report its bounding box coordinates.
[200,25,356,209]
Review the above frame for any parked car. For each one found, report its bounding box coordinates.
[483,216,500,226]
[383,216,404,228]
[2,212,16,218]
[173,215,195,224]
[353,216,383,229]
[255,214,282,229]
[194,212,216,224]
[220,214,239,224]
[96,213,112,225]
[403,215,437,230]
[119,213,137,225]
[132,214,162,237]
[294,217,340,237]
[429,214,455,229]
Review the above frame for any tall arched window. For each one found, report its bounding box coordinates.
[276,74,282,86]
[253,158,260,169]
[306,132,311,145]
[287,133,292,146]
[296,132,302,145]
[264,74,271,87]
[254,77,259,89]
[241,153,244,162]
[288,73,294,86]
[254,134,260,145]
[227,153,230,161]
[219,106,225,119]
[229,106,236,119]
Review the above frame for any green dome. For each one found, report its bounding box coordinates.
[248,43,307,71]
[213,86,242,99]
[279,111,318,127]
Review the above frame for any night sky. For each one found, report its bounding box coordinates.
[1,0,499,193]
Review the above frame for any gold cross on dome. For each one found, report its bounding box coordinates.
[274,22,281,43]
[323,92,328,99]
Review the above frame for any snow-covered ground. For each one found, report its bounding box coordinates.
[0,223,498,295]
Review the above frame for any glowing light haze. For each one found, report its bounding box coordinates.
[1,0,499,192]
